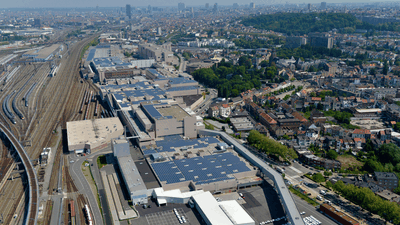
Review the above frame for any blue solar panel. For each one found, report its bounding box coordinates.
[151,152,251,184]
[86,49,96,61]
[143,149,157,155]
[198,137,220,144]
[143,105,163,119]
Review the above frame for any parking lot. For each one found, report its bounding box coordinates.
[240,183,287,224]
[134,199,202,225]
[146,208,190,225]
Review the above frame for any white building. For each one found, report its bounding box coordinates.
[191,191,255,225]
[152,187,204,206]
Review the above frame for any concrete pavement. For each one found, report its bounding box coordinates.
[49,195,63,225]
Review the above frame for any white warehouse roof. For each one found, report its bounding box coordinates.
[192,192,234,225]
[192,191,255,225]
[219,200,255,225]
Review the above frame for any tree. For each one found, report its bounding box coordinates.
[247,130,298,160]
[324,171,333,176]
[363,159,384,173]
[370,67,377,75]
[363,139,375,153]
[308,143,319,153]
[282,134,291,140]
[332,180,400,224]
[327,150,338,160]
[260,60,268,67]
[283,94,290,101]
[376,143,400,166]
[312,173,326,183]
[383,61,389,75]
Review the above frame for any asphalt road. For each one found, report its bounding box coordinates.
[291,194,337,225]
[194,89,217,114]
[91,154,112,225]
[70,148,113,225]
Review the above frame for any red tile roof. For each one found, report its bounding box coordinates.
[311,97,322,101]
[353,129,371,134]
[260,112,277,124]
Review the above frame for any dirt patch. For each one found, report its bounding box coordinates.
[337,155,364,169]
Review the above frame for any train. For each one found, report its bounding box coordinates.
[84,204,93,225]
[12,92,24,120]
[24,83,37,107]
[2,66,20,84]
[80,90,88,113]
[2,91,16,124]
[69,200,76,225]
[94,100,99,116]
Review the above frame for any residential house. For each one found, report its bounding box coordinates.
[220,104,231,118]
[375,172,399,191]
[208,106,219,118]
[352,129,371,139]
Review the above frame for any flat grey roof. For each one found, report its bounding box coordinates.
[117,156,147,192]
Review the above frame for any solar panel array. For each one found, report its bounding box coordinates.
[151,135,220,153]
[142,136,221,155]
[86,49,96,61]
[151,161,185,183]
[143,105,163,119]
[204,152,252,174]
[151,152,251,184]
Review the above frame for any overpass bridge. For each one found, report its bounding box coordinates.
[0,123,38,225]
[198,129,305,225]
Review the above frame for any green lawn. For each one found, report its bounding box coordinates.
[97,155,107,169]
[337,154,364,169]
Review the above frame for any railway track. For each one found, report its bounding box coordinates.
[64,157,78,193]
[0,35,98,225]
[76,194,88,225]
[0,122,39,225]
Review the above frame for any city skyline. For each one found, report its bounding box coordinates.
[0,0,390,9]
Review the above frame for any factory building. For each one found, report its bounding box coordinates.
[98,69,205,147]
[138,43,177,64]
[142,135,260,192]
[113,138,148,204]
[66,117,124,153]
[191,191,255,225]
[22,44,63,61]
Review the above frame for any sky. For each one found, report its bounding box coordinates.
[0,0,388,9]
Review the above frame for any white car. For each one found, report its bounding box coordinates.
[300,211,306,215]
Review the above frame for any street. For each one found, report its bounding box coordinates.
[69,148,114,225]
[274,80,309,100]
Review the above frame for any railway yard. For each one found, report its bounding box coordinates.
[0,34,108,225]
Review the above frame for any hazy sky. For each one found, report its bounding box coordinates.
[0,0,385,9]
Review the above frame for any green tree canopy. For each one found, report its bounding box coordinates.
[333,180,400,224]
[312,173,326,183]
[327,150,338,160]
[192,59,265,98]
[247,130,297,160]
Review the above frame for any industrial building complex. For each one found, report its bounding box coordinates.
[22,44,63,61]
[66,117,124,153]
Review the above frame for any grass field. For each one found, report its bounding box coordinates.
[337,154,364,169]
